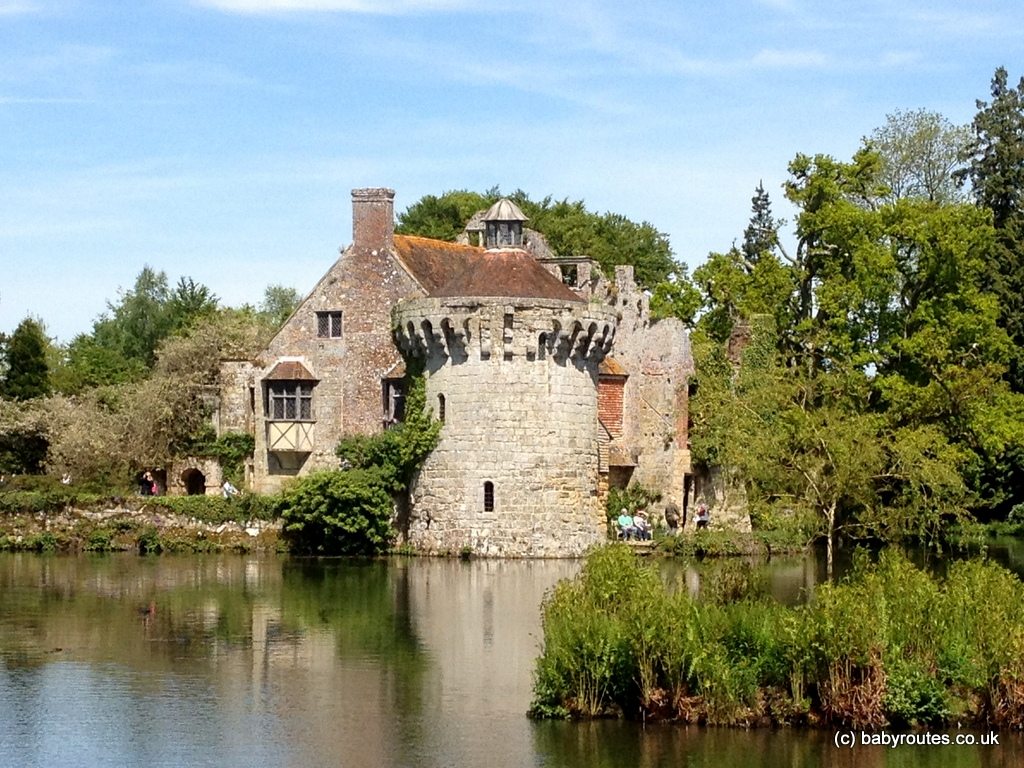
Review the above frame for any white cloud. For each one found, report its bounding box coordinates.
[194,0,477,14]
[0,1,39,15]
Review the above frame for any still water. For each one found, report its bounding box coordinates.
[0,551,1021,768]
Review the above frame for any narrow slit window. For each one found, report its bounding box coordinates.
[438,394,446,423]
[483,481,494,512]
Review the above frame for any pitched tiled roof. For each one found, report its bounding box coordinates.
[430,248,583,303]
[393,235,481,294]
[393,234,582,303]
[264,360,317,380]
[599,357,628,377]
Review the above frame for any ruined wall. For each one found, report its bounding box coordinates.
[216,360,256,436]
[167,457,223,497]
[599,266,695,517]
[394,297,617,557]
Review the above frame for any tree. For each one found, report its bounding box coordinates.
[742,181,783,263]
[167,276,219,333]
[957,67,1024,392]
[690,146,1024,553]
[0,319,52,474]
[958,68,1024,227]
[259,284,302,330]
[397,189,680,287]
[866,109,969,204]
[693,183,793,343]
[649,268,702,325]
[0,317,50,401]
[94,266,173,367]
[396,190,492,241]
[51,268,222,393]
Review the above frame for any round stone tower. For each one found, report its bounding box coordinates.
[392,205,618,556]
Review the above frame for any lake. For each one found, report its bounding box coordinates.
[1,550,1022,767]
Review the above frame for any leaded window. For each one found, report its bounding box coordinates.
[268,381,313,420]
[316,311,343,339]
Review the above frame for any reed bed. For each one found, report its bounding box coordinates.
[529,544,1024,729]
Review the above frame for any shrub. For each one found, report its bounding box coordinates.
[276,469,395,556]
[530,546,1024,729]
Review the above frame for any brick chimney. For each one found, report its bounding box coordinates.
[351,187,395,251]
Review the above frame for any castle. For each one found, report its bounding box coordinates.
[216,188,716,556]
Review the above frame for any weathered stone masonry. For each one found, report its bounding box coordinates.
[215,187,728,554]
[394,297,618,557]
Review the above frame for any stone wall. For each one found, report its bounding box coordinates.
[167,457,223,496]
[597,266,695,518]
[216,360,255,436]
[245,189,426,494]
[394,296,618,556]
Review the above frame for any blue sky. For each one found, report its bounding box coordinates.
[2,0,1023,342]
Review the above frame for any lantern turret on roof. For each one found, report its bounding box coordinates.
[482,198,529,249]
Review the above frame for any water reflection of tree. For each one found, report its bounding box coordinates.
[278,559,427,717]
[0,555,280,669]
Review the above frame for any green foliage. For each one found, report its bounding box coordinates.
[149,493,275,525]
[335,369,441,492]
[0,317,51,401]
[958,67,1024,229]
[275,469,395,556]
[691,135,1024,547]
[957,68,1024,395]
[258,284,303,330]
[278,370,440,555]
[742,181,784,263]
[51,267,226,392]
[396,190,491,241]
[866,108,969,204]
[532,546,1024,728]
[396,188,680,287]
[649,271,701,325]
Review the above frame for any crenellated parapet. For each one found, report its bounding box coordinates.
[393,296,618,366]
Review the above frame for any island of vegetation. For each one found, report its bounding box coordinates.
[529,544,1024,730]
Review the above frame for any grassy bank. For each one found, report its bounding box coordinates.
[530,543,1024,730]
[655,528,808,559]
[0,486,282,554]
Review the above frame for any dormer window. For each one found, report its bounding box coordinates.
[263,360,318,422]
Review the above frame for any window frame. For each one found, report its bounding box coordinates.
[266,380,314,421]
[316,310,343,339]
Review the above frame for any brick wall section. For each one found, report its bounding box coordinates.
[598,376,625,437]
[352,187,395,251]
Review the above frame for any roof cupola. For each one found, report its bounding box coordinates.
[482,198,528,249]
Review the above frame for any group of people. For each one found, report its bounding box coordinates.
[138,471,159,496]
[616,509,652,540]
[618,501,711,539]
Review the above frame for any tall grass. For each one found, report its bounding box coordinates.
[530,544,1024,729]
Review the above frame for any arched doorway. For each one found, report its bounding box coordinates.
[181,468,206,496]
